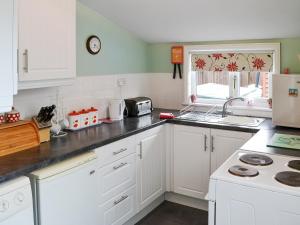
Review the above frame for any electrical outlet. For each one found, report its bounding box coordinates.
[117,78,127,87]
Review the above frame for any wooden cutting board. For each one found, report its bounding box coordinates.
[0,121,40,157]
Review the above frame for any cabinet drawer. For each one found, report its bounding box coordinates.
[99,186,136,225]
[96,136,135,167]
[97,153,136,204]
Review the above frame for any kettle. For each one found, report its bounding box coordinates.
[108,99,126,121]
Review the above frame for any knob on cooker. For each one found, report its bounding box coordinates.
[0,200,9,212]
[14,193,25,205]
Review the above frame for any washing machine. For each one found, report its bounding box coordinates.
[0,176,34,225]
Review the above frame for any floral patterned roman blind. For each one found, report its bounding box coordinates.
[191,52,273,72]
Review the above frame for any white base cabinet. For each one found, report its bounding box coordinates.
[95,126,167,225]
[93,124,253,224]
[172,125,252,199]
[95,136,137,225]
[210,129,252,174]
[173,125,210,199]
[98,186,137,225]
[136,126,166,211]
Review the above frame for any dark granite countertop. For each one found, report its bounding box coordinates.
[241,126,300,158]
[0,109,169,183]
[0,108,298,184]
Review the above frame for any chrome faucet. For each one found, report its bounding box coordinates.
[222,97,245,118]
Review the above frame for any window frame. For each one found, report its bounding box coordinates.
[183,43,281,109]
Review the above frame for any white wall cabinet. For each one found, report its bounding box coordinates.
[173,125,210,199]
[172,125,252,200]
[136,126,166,211]
[18,0,76,89]
[210,129,252,174]
[0,0,17,112]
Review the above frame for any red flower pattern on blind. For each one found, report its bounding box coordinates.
[191,53,273,72]
[226,62,238,71]
[252,58,266,70]
[195,58,206,69]
[212,53,223,60]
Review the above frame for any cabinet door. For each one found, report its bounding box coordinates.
[0,0,16,112]
[173,125,210,199]
[18,0,75,83]
[136,126,165,211]
[210,129,252,174]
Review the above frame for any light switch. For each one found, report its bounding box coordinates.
[117,78,127,87]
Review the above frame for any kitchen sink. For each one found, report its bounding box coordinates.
[177,112,265,127]
[177,111,222,123]
[216,115,265,127]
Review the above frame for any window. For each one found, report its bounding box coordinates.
[184,43,280,109]
[193,71,271,100]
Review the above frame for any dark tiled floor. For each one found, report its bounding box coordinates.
[136,201,208,225]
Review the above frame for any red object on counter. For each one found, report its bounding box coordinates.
[99,118,113,124]
[6,107,20,123]
[284,68,290,74]
[159,113,175,119]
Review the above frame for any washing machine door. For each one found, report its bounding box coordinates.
[1,208,34,225]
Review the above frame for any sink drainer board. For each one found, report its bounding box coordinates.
[267,133,300,150]
[177,112,264,127]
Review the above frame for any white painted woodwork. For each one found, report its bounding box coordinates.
[0,0,17,112]
[18,0,76,88]
[173,125,210,199]
[136,126,166,211]
[98,186,137,225]
[210,129,252,174]
[95,136,136,168]
[97,153,136,204]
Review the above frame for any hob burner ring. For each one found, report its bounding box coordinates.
[275,171,300,187]
[288,160,300,171]
[228,165,259,177]
[240,153,273,166]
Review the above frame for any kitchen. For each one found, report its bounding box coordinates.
[0,0,300,225]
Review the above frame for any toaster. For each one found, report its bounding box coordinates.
[125,97,153,117]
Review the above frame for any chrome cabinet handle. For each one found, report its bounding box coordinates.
[138,142,143,159]
[23,49,29,73]
[211,136,214,152]
[204,135,207,151]
[114,195,128,205]
[113,148,127,155]
[113,162,127,170]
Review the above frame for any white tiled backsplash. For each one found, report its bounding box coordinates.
[14,73,184,121]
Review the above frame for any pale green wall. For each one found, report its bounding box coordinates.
[77,2,149,76]
[77,2,300,75]
[148,38,300,74]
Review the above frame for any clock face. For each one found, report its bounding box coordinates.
[86,36,101,55]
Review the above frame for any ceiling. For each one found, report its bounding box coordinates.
[79,0,300,43]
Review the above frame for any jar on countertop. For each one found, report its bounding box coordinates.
[79,109,90,128]
[0,113,5,124]
[88,107,99,126]
[68,111,81,130]
[6,107,20,123]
